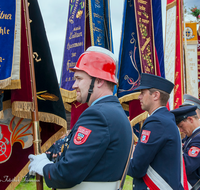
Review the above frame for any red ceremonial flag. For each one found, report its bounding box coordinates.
[174,0,184,109]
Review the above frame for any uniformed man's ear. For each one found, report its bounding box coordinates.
[187,116,194,123]
[153,91,160,100]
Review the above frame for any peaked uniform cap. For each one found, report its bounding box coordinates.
[182,94,200,110]
[134,73,174,94]
[170,105,197,124]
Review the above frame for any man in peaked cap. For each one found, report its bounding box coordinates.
[179,94,200,140]
[28,46,132,190]
[128,73,184,190]
[182,94,200,118]
[171,105,200,188]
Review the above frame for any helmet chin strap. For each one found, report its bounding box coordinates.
[86,77,96,103]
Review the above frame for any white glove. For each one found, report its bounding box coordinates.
[28,153,53,176]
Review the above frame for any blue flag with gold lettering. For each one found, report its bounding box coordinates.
[60,0,113,129]
[0,0,16,88]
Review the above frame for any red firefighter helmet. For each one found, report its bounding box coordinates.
[70,46,118,84]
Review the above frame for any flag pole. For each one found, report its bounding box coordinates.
[23,0,43,189]
[183,2,188,93]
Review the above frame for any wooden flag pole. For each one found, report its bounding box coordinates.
[23,0,43,189]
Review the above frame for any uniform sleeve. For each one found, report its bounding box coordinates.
[43,108,110,188]
[183,137,200,175]
[128,118,165,178]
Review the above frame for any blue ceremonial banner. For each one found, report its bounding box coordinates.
[103,0,113,51]
[0,0,16,88]
[60,0,114,129]
[60,0,85,102]
[117,0,164,138]
[88,0,112,50]
[117,0,141,99]
[60,0,114,103]
[152,0,165,78]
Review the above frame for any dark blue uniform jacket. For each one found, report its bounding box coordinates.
[43,96,132,188]
[183,127,200,186]
[128,107,184,190]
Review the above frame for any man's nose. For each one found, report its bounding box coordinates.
[72,80,77,89]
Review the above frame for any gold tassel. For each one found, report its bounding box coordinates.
[0,78,11,89]
[3,80,21,89]
[38,112,67,129]
[11,102,67,128]
[118,92,140,104]
[64,102,72,112]
[60,88,77,103]
[12,101,33,112]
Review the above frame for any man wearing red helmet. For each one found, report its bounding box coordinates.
[28,46,132,190]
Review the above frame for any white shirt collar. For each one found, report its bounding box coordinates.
[193,126,200,134]
[148,106,165,117]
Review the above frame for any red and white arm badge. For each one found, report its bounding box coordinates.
[74,126,92,145]
[188,146,200,157]
[140,130,151,143]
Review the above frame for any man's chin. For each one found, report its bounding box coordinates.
[76,98,86,104]
[141,106,146,111]
[76,99,81,103]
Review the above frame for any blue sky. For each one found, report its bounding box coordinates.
[38,0,199,81]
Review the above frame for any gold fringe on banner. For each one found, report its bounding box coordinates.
[121,103,129,112]
[6,127,66,190]
[12,110,32,120]
[11,101,67,128]
[12,101,33,112]
[0,78,11,89]
[64,102,72,112]
[9,101,67,128]
[12,101,33,119]
[60,88,77,103]
[12,111,67,129]
[118,92,140,104]
[3,80,21,89]
[130,111,148,127]
[38,112,67,129]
